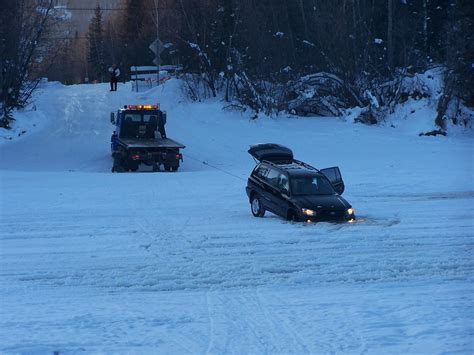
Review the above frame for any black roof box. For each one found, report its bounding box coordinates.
[248,143,293,162]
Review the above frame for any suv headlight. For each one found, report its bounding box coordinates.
[346,208,355,215]
[302,208,317,216]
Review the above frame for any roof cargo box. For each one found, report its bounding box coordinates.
[248,143,293,162]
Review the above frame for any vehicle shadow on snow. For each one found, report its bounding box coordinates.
[75,152,213,174]
[279,215,401,229]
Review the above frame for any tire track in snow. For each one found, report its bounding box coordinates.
[205,290,309,354]
[38,191,471,292]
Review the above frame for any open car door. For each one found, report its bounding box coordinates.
[320,166,345,195]
[248,143,293,163]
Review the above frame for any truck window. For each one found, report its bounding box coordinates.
[125,114,141,122]
[121,114,140,138]
[144,114,156,123]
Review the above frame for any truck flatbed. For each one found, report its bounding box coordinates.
[118,137,185,149]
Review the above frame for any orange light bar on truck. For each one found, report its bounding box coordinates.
[126,104,160,110]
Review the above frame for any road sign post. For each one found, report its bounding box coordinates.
[149,38,164,85]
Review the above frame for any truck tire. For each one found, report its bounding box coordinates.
[172,166,178,172]
[129,161,139,172]
[113,156,125,173]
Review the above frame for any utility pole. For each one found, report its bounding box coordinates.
[423,0,428,64]
[154,0,160,85]
[387,0,394,71]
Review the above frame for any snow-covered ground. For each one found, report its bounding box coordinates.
[1,80,473,353]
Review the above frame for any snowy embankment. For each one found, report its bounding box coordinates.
[0,80,473,353]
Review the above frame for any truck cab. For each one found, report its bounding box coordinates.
[111,105,166,142]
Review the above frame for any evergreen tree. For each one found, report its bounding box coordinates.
[87,5,105,82]
[446,0,474,106]
[118,0,155,78]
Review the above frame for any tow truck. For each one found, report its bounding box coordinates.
[110,104,185,172]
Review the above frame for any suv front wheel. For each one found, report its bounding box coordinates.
[251,195,265,217]
[287,210,300,222]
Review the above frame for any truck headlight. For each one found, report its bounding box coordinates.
[302,208,317,216]
[347,208,355,215]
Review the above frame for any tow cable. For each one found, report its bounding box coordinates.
[184,153,247,182]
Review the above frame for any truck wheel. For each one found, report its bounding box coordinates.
[251,195,265,217]
[129,162,139,172]
[172,166,178,172]
[164,165,171,171]
[113,156,125,173]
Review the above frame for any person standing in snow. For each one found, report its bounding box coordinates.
[108,64,120,91]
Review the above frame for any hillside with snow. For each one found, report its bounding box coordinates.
[0,80,473,353]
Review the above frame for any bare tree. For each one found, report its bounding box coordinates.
[0,0,58,128]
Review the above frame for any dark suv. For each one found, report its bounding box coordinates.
[246,144,355,222]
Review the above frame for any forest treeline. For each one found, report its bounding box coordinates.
[1,0,473,128]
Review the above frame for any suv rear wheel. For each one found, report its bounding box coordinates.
[251,195,265,217]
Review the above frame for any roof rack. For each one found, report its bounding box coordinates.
[292,159,319,172]
[262,159,320,173]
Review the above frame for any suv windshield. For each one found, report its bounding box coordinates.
[290,174,335,195]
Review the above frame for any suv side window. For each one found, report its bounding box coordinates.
[255,164,269,179]
[278,174,289,192]
[266,168,280,187]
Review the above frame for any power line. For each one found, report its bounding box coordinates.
[0,7,170,11]
[53,8,167,11]
[56,8,129,11]
[44,35,170,41]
